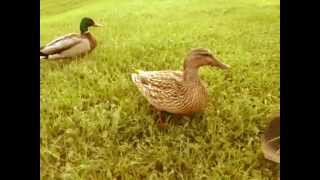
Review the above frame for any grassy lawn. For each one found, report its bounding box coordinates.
[40,0,280,179]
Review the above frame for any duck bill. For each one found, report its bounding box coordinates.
[217,62,230,69]
[93,23,103,27]
[211,60,230,69]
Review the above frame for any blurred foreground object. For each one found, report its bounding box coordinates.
[262,112,280,163]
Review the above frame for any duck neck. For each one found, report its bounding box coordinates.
[183,67,200,84]
[80,23,89,34]
[82,32,97,49]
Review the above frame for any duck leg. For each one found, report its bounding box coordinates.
[156,111,168,128]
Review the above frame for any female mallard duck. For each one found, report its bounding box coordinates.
[40,17,103,60]
[131,48,230,128]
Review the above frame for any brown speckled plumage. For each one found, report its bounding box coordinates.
[131,48,230,127]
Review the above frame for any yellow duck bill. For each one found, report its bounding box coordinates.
[93,23,103,27]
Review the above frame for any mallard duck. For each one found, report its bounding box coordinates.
[131,48,230,128]
[40,17,103,60]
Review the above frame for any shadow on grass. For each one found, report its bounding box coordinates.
[40,57,91,70]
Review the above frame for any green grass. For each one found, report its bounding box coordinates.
[40,0,280,179]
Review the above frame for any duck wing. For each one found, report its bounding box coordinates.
[131,71,187,111]
[40,33,82,55]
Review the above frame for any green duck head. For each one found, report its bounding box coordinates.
[80,17,103,34]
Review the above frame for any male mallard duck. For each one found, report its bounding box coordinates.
[131,48,230,128]
[40,17,103,60]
